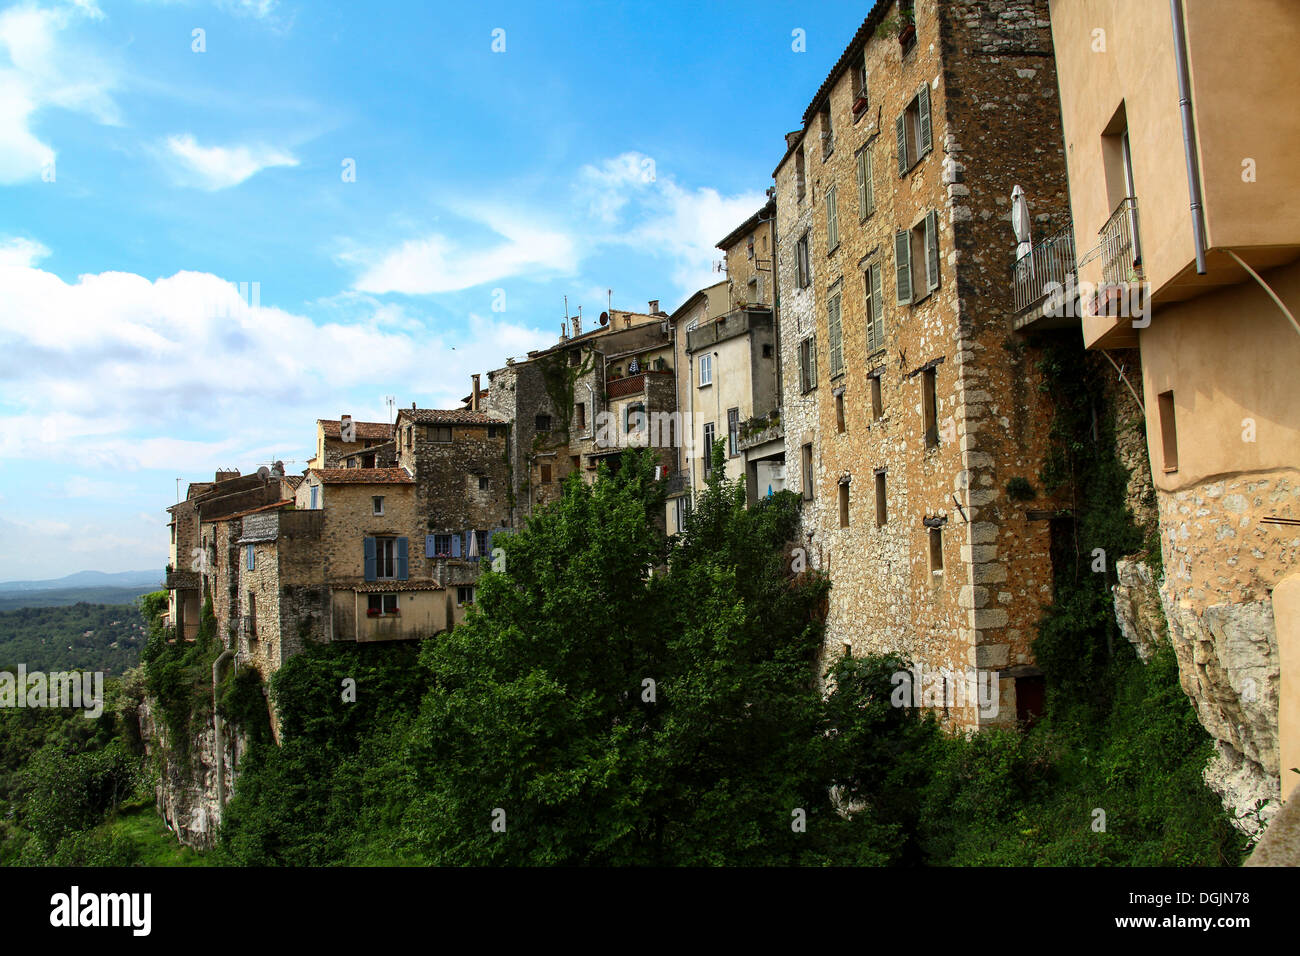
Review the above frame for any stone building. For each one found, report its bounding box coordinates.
[772,0,1071,728]
[307,416,395,468]
[482,304,679,522]
[1044,0,1300,814]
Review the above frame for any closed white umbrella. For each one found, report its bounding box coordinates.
[1011,185,1033,263]
[467,530,479,559]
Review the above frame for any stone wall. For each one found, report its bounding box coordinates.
[773,0,1069,727]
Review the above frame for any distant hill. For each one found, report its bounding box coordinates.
[0,602,147,675]
[0,586,163,612]
[0,570,161,593]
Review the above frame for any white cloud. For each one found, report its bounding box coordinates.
[0,236,51,268]
[162,133,299,190]
[0,256,553,473]
[0,1,119,183]
[348,207,578,295]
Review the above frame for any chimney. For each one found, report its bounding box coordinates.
[471,374,481,411]
[648,299,660,314]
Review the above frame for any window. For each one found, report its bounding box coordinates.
[795,145,807,202]
[568,350,581,366]
[487,425,500,439]
[535,414,552,432]
[838,480,850,528]
[310,485,319,509]
[1158,390,1178,472]
[246,544,255,570]
[899,0,917,54]
[674,497,688,534]
[820,104,833,159]
[827,287,844,379]
[856,145,875,219]
[747,234,755,260]
[372,495,385,515]
[727,408,740,457]
[540,463,553,483]
[799,335,818,393]
[626,402,646,435]
[365,536,408,581]
[432,533,453,557]
[929,526,944,572]
[796,233,812,289]
[456,586,475,607]
[699,353,713,386]
[430,425,452,443]
[875,471,888,526]
[703,422,715,475]
[575,402,586,431]
[762,343,773,359]
[801,444,815,500]
[851,53,869,114]
[835,390,846,434]
[864,261,885,353]
[248,591,257,639]
[367,593,399,616]
[870,372,884,421]
[922,367,939,449]
[896,84,932,176]
[895,211,940,305]
[826,185,839,252]
[475,530,491,556]
[478,476,490,491]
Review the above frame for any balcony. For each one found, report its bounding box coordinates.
[165,567,200,590]
[1011,223,1076,330]
[606,368,672,400]
[1099,197,1143,286]
[663,472,689,497]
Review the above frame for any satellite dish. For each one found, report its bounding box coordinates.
[599,311,609,326]
[257,466,271,480]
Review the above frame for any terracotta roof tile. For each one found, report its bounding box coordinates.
[399,408,507,426]
[317,419,394,441]
[308,467,415,485]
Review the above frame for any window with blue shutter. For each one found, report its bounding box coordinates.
[425,534,436,559]
[246,544,254,571]
[450,533,461,558]
[397,537,408,580]
[364,536,377,581]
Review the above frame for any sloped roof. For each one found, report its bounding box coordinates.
[308,468,415,485]
[399,408,506,426]
[317,419,394,441]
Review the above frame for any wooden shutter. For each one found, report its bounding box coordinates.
[827,186,838,249]
[828,293,843,378]
[868,263,885,353]
[925,210,940,291]
[425,534,436,558]
[809,334,818,386]
[895,230,912,304]
[918,85,933,157]
[450,533,461,558]
[896,113,908,176]
[364,536,377,581]
[863,148,875,217]
[397,537,409,580]
[855,150,866,215]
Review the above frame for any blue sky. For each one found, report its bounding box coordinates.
[0,0,866,579]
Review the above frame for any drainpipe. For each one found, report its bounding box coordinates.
[212,648,236,813]
[1171,0,1207,275]
[1225,249,1300,340]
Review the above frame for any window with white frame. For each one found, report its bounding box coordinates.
[699,353,713,386]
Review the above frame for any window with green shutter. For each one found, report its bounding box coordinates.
[865,262,885,354]
[826,185,839,251]
[857,146,875,219]
[925,209,940,293]
[894,230,912,305]
[897,86,934,177]
[828,288,844,379]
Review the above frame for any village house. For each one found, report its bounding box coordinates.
[482,303,679,522]
[306,416,395,468]
[772,0,1071,728]
[1042,0,1300,813]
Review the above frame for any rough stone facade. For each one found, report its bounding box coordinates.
[773,0,1071,728]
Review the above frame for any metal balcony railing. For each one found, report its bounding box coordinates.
[1099,196,1142,286]
[1011,223,1076,315]
[664,472,689,496]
